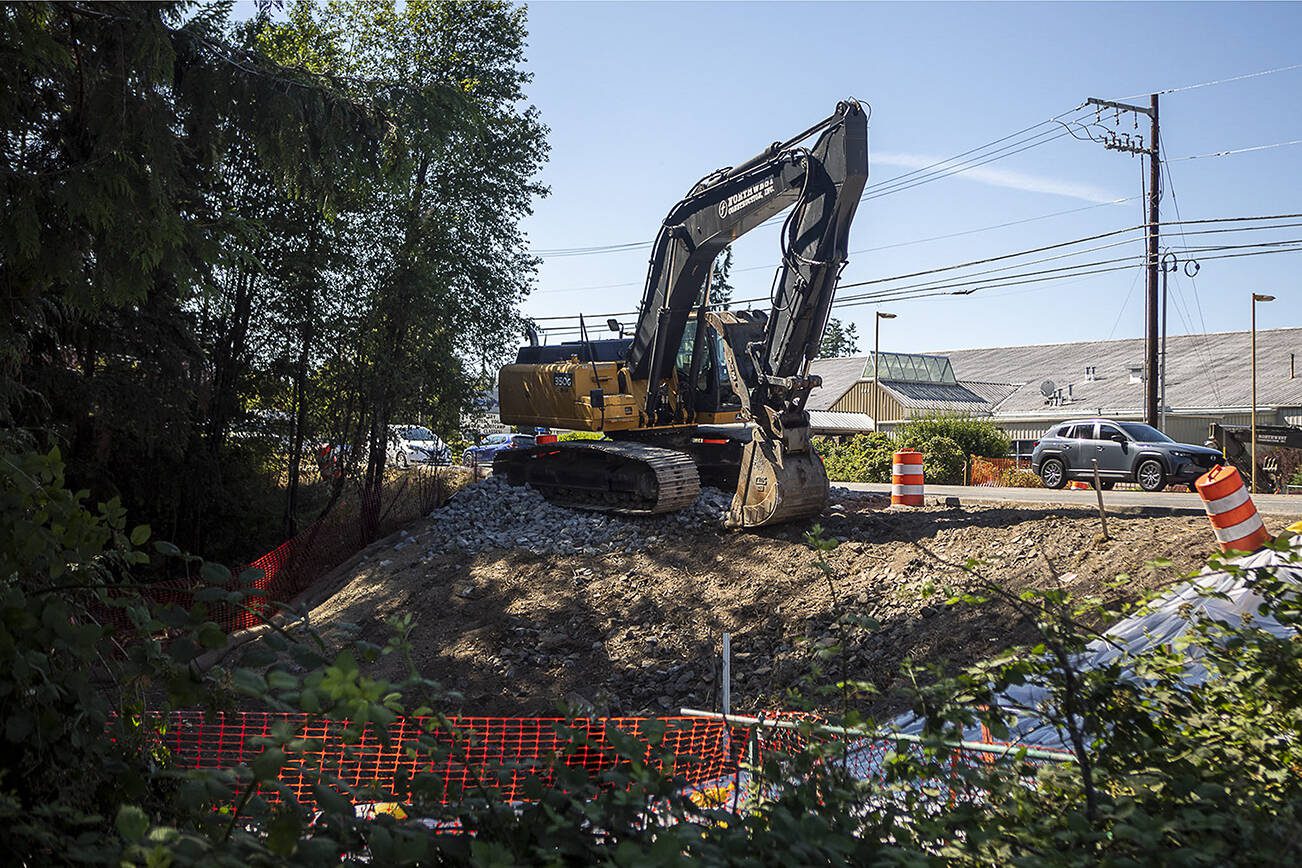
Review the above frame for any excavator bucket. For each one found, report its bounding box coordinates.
[726,436,829,529]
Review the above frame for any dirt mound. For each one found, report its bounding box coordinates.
[268,480,1276,720]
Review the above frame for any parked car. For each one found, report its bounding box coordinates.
[388,425,451,467]
[1032,418,1222,492]
[461,432,536,466]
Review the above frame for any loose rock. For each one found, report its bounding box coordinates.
[421,475,732,556]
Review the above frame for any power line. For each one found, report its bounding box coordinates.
[860,112,1074,191]
[859,126,1077,202]
[854,104,1093,197]
[849,197,1137,252]
[527,103,1092,259]
[534,238,1302,337]
[837,233,1146,297]
[1159,157,1222,404]
[1171,138,1302,161]
[695,216,1302,310]
[1136,61,1302,98]
[530,214,1302,322]
[834,224,1144,291]
[825,233,1302,307]
[840,257,1145,305]
[529,196,1138,296]
[841,239,1302,307]
[1106,266,1144,340]
[835,262,1144,308]
[530,240,647,257]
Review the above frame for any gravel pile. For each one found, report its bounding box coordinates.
[422,475,733,556]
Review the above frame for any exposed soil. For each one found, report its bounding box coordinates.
[253,482,1291,722]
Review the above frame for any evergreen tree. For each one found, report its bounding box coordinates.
[707,245,734,309]
[820,316,861,357]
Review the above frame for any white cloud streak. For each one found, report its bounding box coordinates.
[873,151,1120,204]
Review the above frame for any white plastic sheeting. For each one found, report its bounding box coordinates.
[895,531,1302,749]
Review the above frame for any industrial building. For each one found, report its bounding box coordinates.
[809,327,1302,456]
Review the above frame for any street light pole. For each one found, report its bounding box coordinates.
[873,312,896,431]
[1251,292,1275,494]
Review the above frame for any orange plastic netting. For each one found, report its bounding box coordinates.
[158,712,749,807]
[151,710,1069,811]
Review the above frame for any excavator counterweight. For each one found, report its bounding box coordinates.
[495,101,870,528]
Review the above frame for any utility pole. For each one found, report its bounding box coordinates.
[1085,94,1160,426]
[1146,94,1161,428]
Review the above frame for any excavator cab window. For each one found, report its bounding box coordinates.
[675,321,740,415]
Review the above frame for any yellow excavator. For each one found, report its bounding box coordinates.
[495,100,869,528]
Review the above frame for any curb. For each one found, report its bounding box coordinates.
[896,491,1208,518]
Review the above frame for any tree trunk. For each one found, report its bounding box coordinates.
[283,315,314,538]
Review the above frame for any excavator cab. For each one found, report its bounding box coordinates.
[673,318,744,425]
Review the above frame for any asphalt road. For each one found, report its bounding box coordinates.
[835,482,1302,519]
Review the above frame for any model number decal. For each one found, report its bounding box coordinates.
[551,372,574,389]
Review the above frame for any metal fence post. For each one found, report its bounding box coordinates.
[722,632,731,717]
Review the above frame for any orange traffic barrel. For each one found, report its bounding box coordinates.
[1194,465,1271,553]
[892,450,924,506]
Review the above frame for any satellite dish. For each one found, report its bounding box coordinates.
[1040,380,1057,398]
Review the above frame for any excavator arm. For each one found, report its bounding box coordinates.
[627,100,870,428]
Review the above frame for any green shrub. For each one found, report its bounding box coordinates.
[916,434,966,484]
[816,433,895,482]
[1002,467,1044,488]
[895,413,1010,460]
[558,430,606,442]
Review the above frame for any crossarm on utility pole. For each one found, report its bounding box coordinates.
[1086,97,1153,118]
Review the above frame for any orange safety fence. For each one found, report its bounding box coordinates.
[146,711,1073,813]
[154,712,748,807]
[100,466,455,635]
[967,456,1040,488]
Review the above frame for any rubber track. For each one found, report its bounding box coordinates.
[498,440,700,516]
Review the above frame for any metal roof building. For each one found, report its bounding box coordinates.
[810,327,1302,445]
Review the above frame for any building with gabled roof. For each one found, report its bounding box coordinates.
[809,327,1302,453]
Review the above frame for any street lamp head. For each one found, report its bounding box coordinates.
[1253,293,1276,302]
[877,311,897,320]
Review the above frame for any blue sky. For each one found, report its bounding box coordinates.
[517,1,1302,355]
